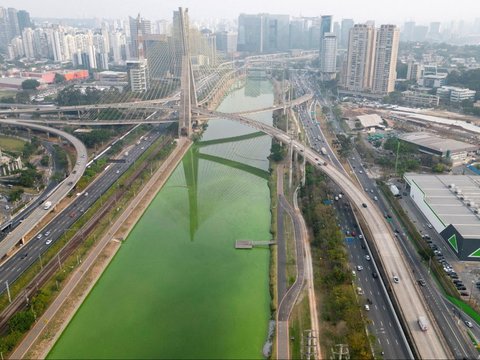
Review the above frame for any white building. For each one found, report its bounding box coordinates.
[437,86,476,103]
[126,59,149,92]
[372,25,400,94]
[320,32,337,80]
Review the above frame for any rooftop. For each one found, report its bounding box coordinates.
[356,114,383,128]
[399,132,478,154]
[405,174,480,239]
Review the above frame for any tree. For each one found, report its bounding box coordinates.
[54,73,66,84]
[40,155,49,166]
[15,91,31,104]
[8,311,35,333]
[269,143,285,162]
[21,79,40,90]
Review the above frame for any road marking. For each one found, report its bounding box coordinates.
[380,321,384,327]
[386,338,390,345]
[389,322,392,327]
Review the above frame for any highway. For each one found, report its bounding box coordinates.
[0,127,167,294]
[292,82,411,358]
[196,106,452,359]
[0,120,88,261]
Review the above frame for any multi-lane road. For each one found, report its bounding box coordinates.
[0,126,167,294]
[0,120,88,261]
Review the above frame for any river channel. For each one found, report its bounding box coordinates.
[48,79,274,359]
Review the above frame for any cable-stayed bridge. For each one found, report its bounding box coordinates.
[0,7,451,360]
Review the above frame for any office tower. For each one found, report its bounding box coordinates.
[403,21,415,41]
[344,23,376,91]
[406,60,421,81]
[127,59,149,92]
[156,20,168,35]
[110,31,126,65]
[215,31,237,54]
[22,27,35,59]
[17,10,31,32]
[262,14,290,52]
[320,33,337,80]
[0,8,10,50]
[236,14,263,52]
[7,8,20,38]
[289,18,308,49]
[428,22,441,40]
[333,22,341,40]
[372,24,400,94]
[340,19,354,48]
[413,25,428,41]
[128,15,150,59]
[320,15,332,39]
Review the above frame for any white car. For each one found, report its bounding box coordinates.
[357,265,363,271]
[393,275,399,283]
[465,321,474,328]
[364,304,370,311]
[365,255,371,261]
[45,239,52,245]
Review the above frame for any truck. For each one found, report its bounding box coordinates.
[390,184,400,197]
[320,147,327,155]
[43,201,52,210]
[418,316,428,331]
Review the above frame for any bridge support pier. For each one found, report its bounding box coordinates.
[301,151,306,186]
[288,141,293,189]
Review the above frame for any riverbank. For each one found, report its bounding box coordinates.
[13,138,192,359]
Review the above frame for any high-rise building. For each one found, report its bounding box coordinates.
[127,59,149,92]
[333,22,341,40]
[17,10,31,32]
[320,32,337,80]
[340,19,354,48]
[413,25,428,41]
[0,8,10,50]
[403,21,415,41]
[429,22,441,40]
[237,14,259,52]
[372,24,400,94]
[263,14,290,52]
[344,23,376,92]
[22,27,35,59]
[319,15,332,59]
[215,31,237,54]
[7,8,20,39]
[406,60,421,81]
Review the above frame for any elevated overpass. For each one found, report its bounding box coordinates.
[193,107,451,360]
[0,120,87,261]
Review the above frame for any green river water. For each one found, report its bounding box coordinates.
[48,79,274,359]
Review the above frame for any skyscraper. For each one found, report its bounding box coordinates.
[237,14,263,52]
[319,15,333,69]
[340,19,354,48]
[320,33,337,80]
[17,10,31,32]
[344,23,376,92]
[402,21,415,41]
[7,8,20,38]
[372,25,400,94]
[127,59,149,92]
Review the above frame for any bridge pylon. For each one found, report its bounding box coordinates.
[176,7,197,138]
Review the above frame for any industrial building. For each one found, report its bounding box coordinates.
[398,132,478,165]
[404,174,480,261]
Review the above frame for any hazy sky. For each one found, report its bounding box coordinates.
[3,0,478,24]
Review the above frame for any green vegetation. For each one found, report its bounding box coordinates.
[447,69,480,101]
[74,128,119,148]
[40,155,50,167]
[272,109,288,132]
[301,164,373,359]
[270,142,286,162]
[0,135,25,153]
[22,136,41,159]
[17,164,42,188]
[21,79,40,91]
[376,137,420,175]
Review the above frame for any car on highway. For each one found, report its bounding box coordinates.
[45,239,52,245]
[20,253,28,259]
[393,275,399,283]
[36,234,43,239]
[365,255,371,261]
[364,304,370,311]
[465,321,474,328]
[372,272,378,278]
[45,230,50,236]
[362,203,367,208]
[418,279,426,286]
[427,223,433,229]
[357,265,363,271]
